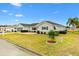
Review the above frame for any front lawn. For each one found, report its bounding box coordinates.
[0,32,79,56]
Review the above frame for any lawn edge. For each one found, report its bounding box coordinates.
[2,39,45,56]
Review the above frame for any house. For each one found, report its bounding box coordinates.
[16,23,38,32]
[17,21,66,33]
[0,25,17,32]
[0,21,66,33]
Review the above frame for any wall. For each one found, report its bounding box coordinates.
[37,22,54,32]
[36,22,66,33]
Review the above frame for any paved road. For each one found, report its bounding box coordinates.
[0,39,38,56]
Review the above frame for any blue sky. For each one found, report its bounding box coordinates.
[0,3,79,25]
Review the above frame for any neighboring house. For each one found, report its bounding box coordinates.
[16,23,38,32]
[0,25,17,32]
[17,21,66,33]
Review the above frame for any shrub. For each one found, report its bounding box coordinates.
[66,26,70,28]
[14,31,17,32]
[21,30,28,32]
[41,32,43,34]
[59,30,67,34]
[48,30,56,39]
[37,31,40,34]
[44,32,46,34]
[34,31,36,32]
[55,31,59,36]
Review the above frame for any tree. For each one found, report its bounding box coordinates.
[74,17,79,28]
[66,17,79,30]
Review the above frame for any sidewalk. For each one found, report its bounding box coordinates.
[0,39,38,56]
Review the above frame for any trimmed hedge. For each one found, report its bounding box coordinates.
[34,31,36,32]
[37,31,47,34]
[37,30,67,35]
[40,32,43,34]
[37,31,40,34]
[21,30,28,32]
[59,30,67,34]
[44,32,46,34]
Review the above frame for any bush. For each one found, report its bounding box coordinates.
[41,32,43,34]
[48,30,56,39]
[59,30,67,34]
[34,31,36,32]
[44,32,46,34]
[14,31,17,32]
[37,31,40,34]
[55,31,59,36]
[21,30,28,32]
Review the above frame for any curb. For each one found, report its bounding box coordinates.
[15,45,43,56]
[3,39,44,56]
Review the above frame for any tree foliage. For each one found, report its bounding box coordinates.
[67,17,79,29]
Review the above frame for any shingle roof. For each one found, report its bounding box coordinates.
[19,23,38,26]
[19,21,66,27]
[45,21,66,27]
[0,25,12,27]
[0,21,65,28]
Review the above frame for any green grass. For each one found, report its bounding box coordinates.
[0,31,79,56]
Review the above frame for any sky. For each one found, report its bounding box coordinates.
[0,3,79,25]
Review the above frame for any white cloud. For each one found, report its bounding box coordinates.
[15,14,23,17]
[10,3,22,7]
[1,10,8,13]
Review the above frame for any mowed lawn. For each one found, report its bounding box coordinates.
[0,32,79,56]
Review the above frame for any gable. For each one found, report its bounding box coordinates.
[36,21,53,27]
[17,24,24,27]
[35,21,65,28]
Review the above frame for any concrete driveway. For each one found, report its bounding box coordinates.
[0,39,38,56]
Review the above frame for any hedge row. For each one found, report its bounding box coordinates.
[37,31,46,34]
[20,30,67,34]
[37,30,67,34]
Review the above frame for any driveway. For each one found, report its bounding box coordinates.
[0,39,38,56]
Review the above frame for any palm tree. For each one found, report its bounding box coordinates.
[74,17,79,28]
[67,18,76,30]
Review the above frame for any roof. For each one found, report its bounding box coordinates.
[0,25,12,27]
[19,21,66,27]
[45,21,66,27]
[0,21,65,27]
[0,25,18,28]
[19,23,39,26]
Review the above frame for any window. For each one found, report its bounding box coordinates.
[17,27,23,31]
[42,26,48,30]
[53,26,56,30]
[32,27,36,30]
[14,28,17,29]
